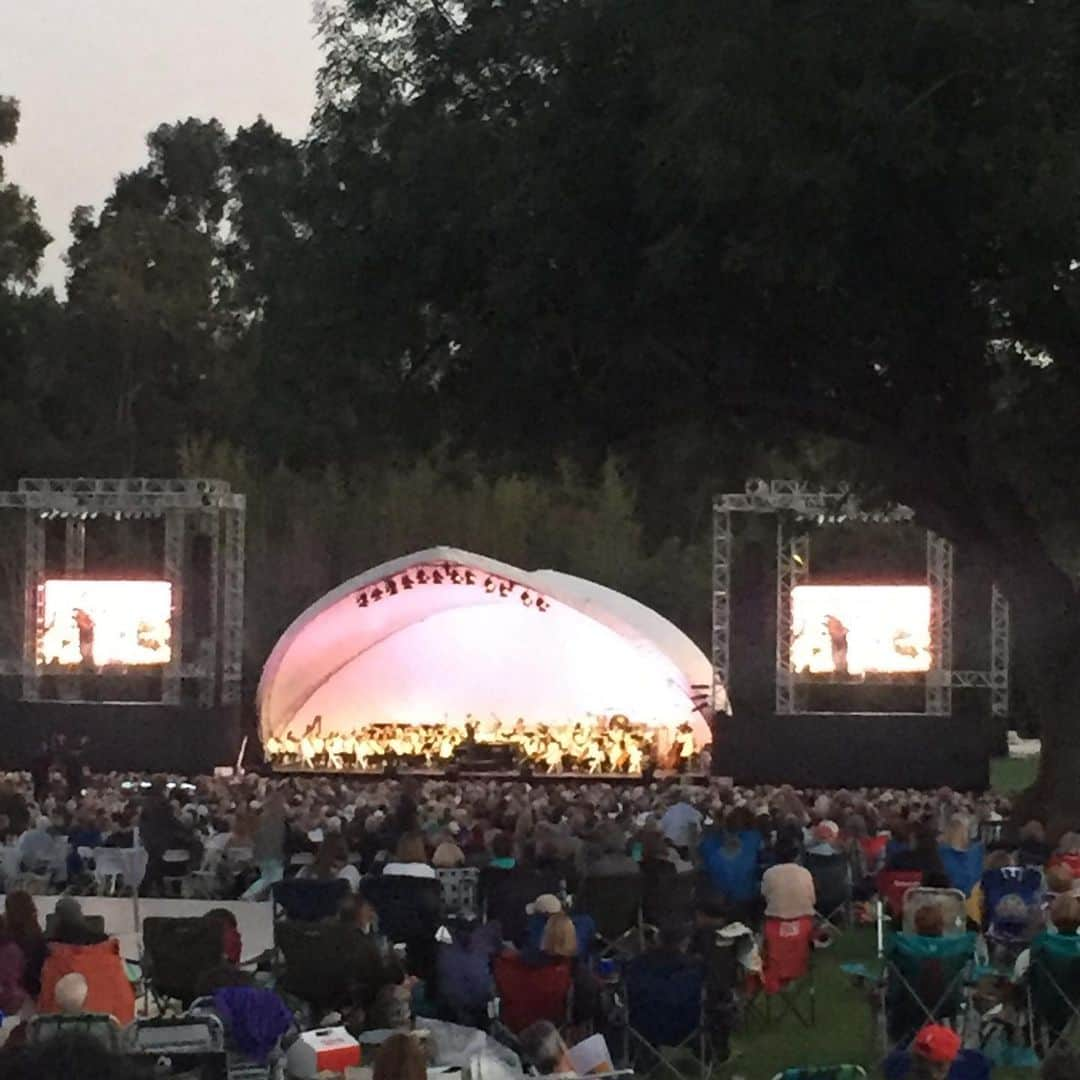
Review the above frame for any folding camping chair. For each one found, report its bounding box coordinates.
[142,916,228,1013]
[877,870,924,922]
[125,1013,227,1080]
[576,872,644,957]
[805,852,853,931]
[363,873,443,980]
[901,888,968,936]
[757,916,816,1026]
[492,951,573,1035]
[482,867,562,945]
[625,955,713,1080]
[27,1012,122,1052]
[641,861,696,928]
[982,865,1043,961]
[1027,932,1080,1055]
[270,878,349,924]
[275,920,384,1017]
[880,931,977,1049]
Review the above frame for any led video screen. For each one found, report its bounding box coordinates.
[791,585,931,676]
[39,580,172,668]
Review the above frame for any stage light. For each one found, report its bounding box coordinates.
[416,569,429,584]
[484,577,496,593]
[38,512,47,520]
[792,551,805,567]
[499,582,513,597]
[521,592,532,607]
[401,574,414,590]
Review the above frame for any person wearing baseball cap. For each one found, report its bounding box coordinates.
[882,1023,990,1079]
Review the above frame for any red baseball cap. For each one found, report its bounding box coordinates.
[913,1024,962,1063]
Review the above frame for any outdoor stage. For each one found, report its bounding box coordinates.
[271,763,708,785]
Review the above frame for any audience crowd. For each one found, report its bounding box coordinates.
[0,761,1077,1077]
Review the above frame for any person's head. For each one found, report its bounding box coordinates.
[5,890,41,940]
[491,831,514,860]
[1050,893,1080,935]
[695,895,728,927]
[518,1021,573,1075]
[913,904,945,938]
[431,839,465,868]
[540,913,578,958]
[314,836,349,878]
[373,1033,426,1080]
[1021,819,1046,844]
[910,1024,961,1080]
[395,831,428,864]
[913,822,939,854]
[1046,863,1075,895]
[54,972,89,1015]
[54,896,86,928]
[641,829,670,862]
[944,816,970,851]
[812,820,840,847]
[775,836,801,864]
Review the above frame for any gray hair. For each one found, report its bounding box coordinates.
[517,1021,568,1075]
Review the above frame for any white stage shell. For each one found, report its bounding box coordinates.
[257,547,718,747]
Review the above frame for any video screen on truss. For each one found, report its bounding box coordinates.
[791,585,931,676]
[38,580,172,668]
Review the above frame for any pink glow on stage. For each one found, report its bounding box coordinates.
[39,580,172,667]
[280,596,709,744]
[791,584,931,675]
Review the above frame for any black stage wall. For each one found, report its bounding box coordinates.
[722,691,992,790]
[0,702,244,775]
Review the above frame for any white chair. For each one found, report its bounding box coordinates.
[91,847,149,896]
[438,866,480,915]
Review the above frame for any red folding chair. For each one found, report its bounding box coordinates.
[876,870,924,921]
[493,952,573,1034]
[760,916,815,1025]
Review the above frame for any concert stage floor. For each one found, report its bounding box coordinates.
[271,765,708,785]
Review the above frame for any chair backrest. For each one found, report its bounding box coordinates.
[939,844,984,897]
[576,873,643,941]
[482,868,561,945]
[876,869,924,919]
[142,916,226,1008]
[625,953,704,1048]
[45,913,107,940]
[641,861,696,927]
[493,951,572,1033]
[38,939,137,1025]
[91,846,148,890]
[363,874,443,943]
[859,836,889,876]
[124,1013,225,1054]
[884,931,976,1023]
[981,866,1043,938]
[438,866,480,914]
[771,1068,867,1080]
[28,1013,121,1052]
[271,877,350,922]
[804,852,853,911]
[275,920,384,1013]
[762,916,815,994]
[1029,932,1080,1033]
[901,887,968,936]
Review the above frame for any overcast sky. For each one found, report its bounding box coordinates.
[3,0,321,293]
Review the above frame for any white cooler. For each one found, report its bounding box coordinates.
[285,1026,361,1077]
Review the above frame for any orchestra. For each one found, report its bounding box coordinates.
[263,713,702,776]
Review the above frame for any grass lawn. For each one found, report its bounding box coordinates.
[714,927,1034,1079]
[990,756,1039,795]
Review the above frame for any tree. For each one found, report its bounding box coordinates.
[312,0,1080,824]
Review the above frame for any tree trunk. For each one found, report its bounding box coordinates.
[993,542,1080,837]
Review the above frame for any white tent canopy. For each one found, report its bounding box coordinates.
[258,547,716,746]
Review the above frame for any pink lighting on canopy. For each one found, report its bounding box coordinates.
[258,548,716,747]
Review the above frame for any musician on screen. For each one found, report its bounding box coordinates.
[73,609,96,668]
[824,614,850,675]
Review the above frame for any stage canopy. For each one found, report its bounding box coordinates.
[258,547,717,747]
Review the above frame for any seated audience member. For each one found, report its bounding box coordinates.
[487,832,517,872]
[888,822,949,887]
[6,889,47,999]
[583,823,638,878]
[518,913,598,1027]
[518,1020,574,1075]
[374,1032,427,1080]
[53,971,89,1014]
[806,819,842,857]
[660,791,703,854]
[939,816,984,897]
[1049,832,1080,878]
[203,908,242,966]
[0,914,27,1015]
[48,897,107,946]
[761,837,815,920]
[699,808,763,920]
[882,1022,965,1079]
[299,836,361,892]
[383,832,437,879]
[912,903,945,939]
[635,921,700,975]
[0,1031,139,1080]
[1017,820,1053,868]
[1014,893,1080,981]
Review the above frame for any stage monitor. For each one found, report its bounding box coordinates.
[791,584,931,676]
[38,579,173,668]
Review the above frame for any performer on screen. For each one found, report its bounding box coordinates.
[825,614,850,675]
[73,608,96,668]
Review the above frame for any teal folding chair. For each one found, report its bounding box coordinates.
[1028,932,1080,1055]
[771,1068,867,1080]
